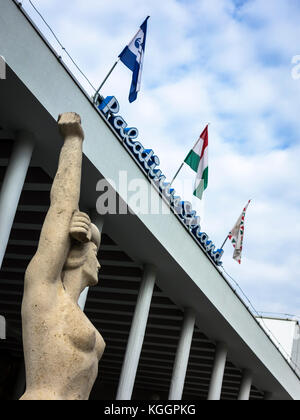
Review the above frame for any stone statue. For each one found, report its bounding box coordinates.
[20,113,105,400]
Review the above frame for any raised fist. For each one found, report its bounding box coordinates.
[58,112,84,140]
[70,210,92,243]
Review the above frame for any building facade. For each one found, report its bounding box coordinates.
[0,0,299,400]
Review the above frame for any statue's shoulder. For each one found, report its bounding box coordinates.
[24,255,62,288]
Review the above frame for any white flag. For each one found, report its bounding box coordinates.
[228,200,251,264]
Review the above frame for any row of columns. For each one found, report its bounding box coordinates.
[111,262,255,400]
[0,133,263,400]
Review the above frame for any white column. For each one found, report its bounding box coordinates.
[77,287,89,311]
[78,212,105,311]
[0,132,34,269]
[0,315,5,339]
[207,342,227,400]
[238,369,252,400]
[169,308,196,400]
[116,264,156,400]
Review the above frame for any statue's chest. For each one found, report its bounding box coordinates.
[61,296,97,354]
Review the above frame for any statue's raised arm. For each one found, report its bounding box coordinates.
[52,112,84,208]
[28,113,87,283]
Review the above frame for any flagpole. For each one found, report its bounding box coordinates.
[170,163,184,187]
[221,235,229,249]
[93,58,120,104]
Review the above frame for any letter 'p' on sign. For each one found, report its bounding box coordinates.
[0,315,6,339]
[0,56,6,80]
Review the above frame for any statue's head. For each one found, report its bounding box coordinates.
[64,223,101,287]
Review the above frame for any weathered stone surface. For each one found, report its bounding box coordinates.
[20,113,105,400]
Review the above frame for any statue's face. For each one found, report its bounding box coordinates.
[82,242,100,287]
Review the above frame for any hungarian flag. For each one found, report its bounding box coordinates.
[184,125,208,200]
[228,200,251,264]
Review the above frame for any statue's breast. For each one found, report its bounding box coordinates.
[68,318,97,353]
[61,297,98,354]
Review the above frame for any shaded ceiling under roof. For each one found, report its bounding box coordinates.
[0,137,264,400]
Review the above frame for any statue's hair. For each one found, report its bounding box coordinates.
[64,223,101,271]
[64,242,88,270]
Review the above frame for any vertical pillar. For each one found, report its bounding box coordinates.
[208,342,227,400]
[0,132,34,268]
[169,308,196,400]
[238,369,252,400]
[78,212,105,311]
[0,315,5,339]
[116,264,156,400]
[77,287,89,312]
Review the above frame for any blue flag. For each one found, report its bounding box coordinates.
[119,17,149,103]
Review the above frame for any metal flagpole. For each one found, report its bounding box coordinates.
[221,235,229,249]
[170,163,184,187]
[93,58,120,104]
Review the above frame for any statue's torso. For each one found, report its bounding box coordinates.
[21,280,105,400]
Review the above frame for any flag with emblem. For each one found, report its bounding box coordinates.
[228,200,251,264]
[184,125,209,200]
[119,16,149,103]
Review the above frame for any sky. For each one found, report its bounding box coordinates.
[21,0,300,318]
